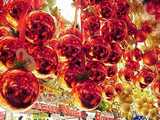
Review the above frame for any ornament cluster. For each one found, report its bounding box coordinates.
[0,0,160,119]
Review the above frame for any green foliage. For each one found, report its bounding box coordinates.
[97,100,110,112]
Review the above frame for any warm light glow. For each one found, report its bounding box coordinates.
[56,0,76,23]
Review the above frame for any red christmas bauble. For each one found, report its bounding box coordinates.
[25,11,56,45]
[0,37,22,67]
[74,81,102,109]
[0,69,39,109]
[29,46,58,74]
